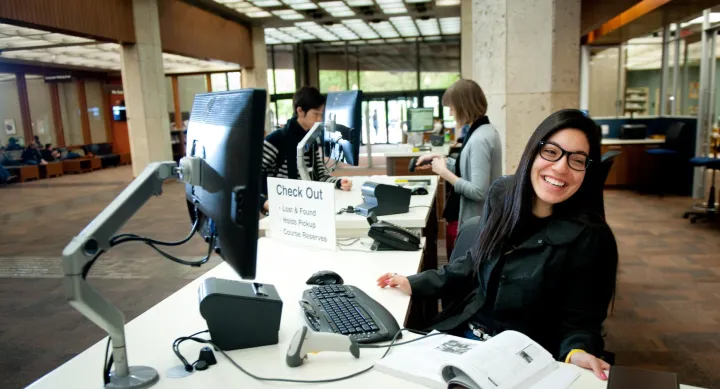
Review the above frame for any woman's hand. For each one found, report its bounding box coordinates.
[431,157,448,175]
[569,351,610,380]
[414,153,442,170]
[376,273,412,295]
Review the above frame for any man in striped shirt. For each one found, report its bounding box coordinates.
[260,87,352,213]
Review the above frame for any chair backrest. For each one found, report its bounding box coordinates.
[664,122,693,155]
[600,150,621,184]
[449,216,483,262]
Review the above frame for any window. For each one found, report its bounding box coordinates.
[0,73,24,147]
[276,99,294,128]
[211,73,228,92]
[178,75,207,113]
[319,70,347,93]
[25,74,55,146]
[85,79,107,143]
[269,45,296,94]
[57,81,83,146]
[228,72,241,90]
[357,43,418,92]
[419,40,460,90]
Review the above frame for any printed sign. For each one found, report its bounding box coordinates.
[267,177,336,251]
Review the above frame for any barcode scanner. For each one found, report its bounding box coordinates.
[408,157,432,173]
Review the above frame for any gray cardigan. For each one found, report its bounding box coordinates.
[446,123,502,227]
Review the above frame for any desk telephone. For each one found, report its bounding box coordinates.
[366,213,421,251]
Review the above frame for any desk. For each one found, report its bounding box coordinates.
[600,138,664,187]
[28,238,703,389]
[384,144,452,177]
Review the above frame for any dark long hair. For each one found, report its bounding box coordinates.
[473,109,602,267]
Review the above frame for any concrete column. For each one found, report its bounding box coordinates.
[241,26,269,91]
[121,0,172,176]
[460,0,473,79]
[471,0,581,173]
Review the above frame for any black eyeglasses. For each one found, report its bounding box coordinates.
[537,141,592,171]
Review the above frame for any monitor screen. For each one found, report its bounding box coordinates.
[184,89,266,279]
[408,108,434,132]
[324,90,362,166]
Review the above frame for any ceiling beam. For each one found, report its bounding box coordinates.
[585,0,718,45]
[0,41,98,53]
[179,0,255,27]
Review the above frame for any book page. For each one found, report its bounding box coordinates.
[441,331,557,389]
[374,332,483,389]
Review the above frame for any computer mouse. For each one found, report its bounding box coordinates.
[306,270,344,285]
[412,187,429,195]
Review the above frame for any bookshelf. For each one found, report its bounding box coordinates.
[624,87,649,117]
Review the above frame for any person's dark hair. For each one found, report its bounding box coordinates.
[472,109,603,268]
[45,143,52,149]
[293,86,325,116]
[34,135,40,143]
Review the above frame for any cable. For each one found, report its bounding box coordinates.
[103,337,112,385]
[336,238,359,246]
[336,244,374,253]
[172,328,437,384]
[409,205,431,209]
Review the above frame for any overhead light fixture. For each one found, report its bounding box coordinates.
[246,10,272,17]
[346,0,374,5]
[291,3,318,9]
[252,0,282,6]
[435,0,460,6]
[272,9,305,19]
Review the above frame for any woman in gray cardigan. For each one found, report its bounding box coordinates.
[415,79,502,256]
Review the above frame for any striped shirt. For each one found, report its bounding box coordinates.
[262,140,338,184]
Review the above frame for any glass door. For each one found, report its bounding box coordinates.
[387,97,417,144]
[362,99,388,145]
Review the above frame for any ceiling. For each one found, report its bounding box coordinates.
[592,14,720,70]
[208,0,461,44]
[0,23,241,73]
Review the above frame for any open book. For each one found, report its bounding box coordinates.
[374,331,580,389]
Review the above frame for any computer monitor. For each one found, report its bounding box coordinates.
[407,108,434,132]
[324,90,362,166]
[184,89,266,279]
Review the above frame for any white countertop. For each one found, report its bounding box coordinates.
[601,138,665,145]
[382,144,452,158]
[27,237,704,389]
[259,175,438,232]
[27,238,423,389]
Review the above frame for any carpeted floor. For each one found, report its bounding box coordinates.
[1,166,719,388]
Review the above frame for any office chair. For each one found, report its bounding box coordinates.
[645,122,693,196]
[683,157,720,223]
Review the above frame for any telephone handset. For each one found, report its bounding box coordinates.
[366,213,421,251]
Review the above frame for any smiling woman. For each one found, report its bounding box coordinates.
[377,109,618,381]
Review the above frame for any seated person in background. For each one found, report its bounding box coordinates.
[42,144,54,161]
[260,86,352,213]
[432,117,444,134]
[22,140,47,165]
[5,137,23,151]
[50,148,81,161]
[377,109,618,381]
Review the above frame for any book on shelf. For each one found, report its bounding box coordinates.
[374,330,580,389]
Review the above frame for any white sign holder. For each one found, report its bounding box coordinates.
[267,177,337,251]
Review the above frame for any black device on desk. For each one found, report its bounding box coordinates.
[300,284,401,343]
[366,213,421,251]
[355,182,411,216]
[199,277,283,350]
[430,135,444,146]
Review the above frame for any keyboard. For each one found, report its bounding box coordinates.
[300,284,401,343]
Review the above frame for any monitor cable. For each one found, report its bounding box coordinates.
[171,328,440,384]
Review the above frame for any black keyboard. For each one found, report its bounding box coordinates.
[300,284,401,343]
